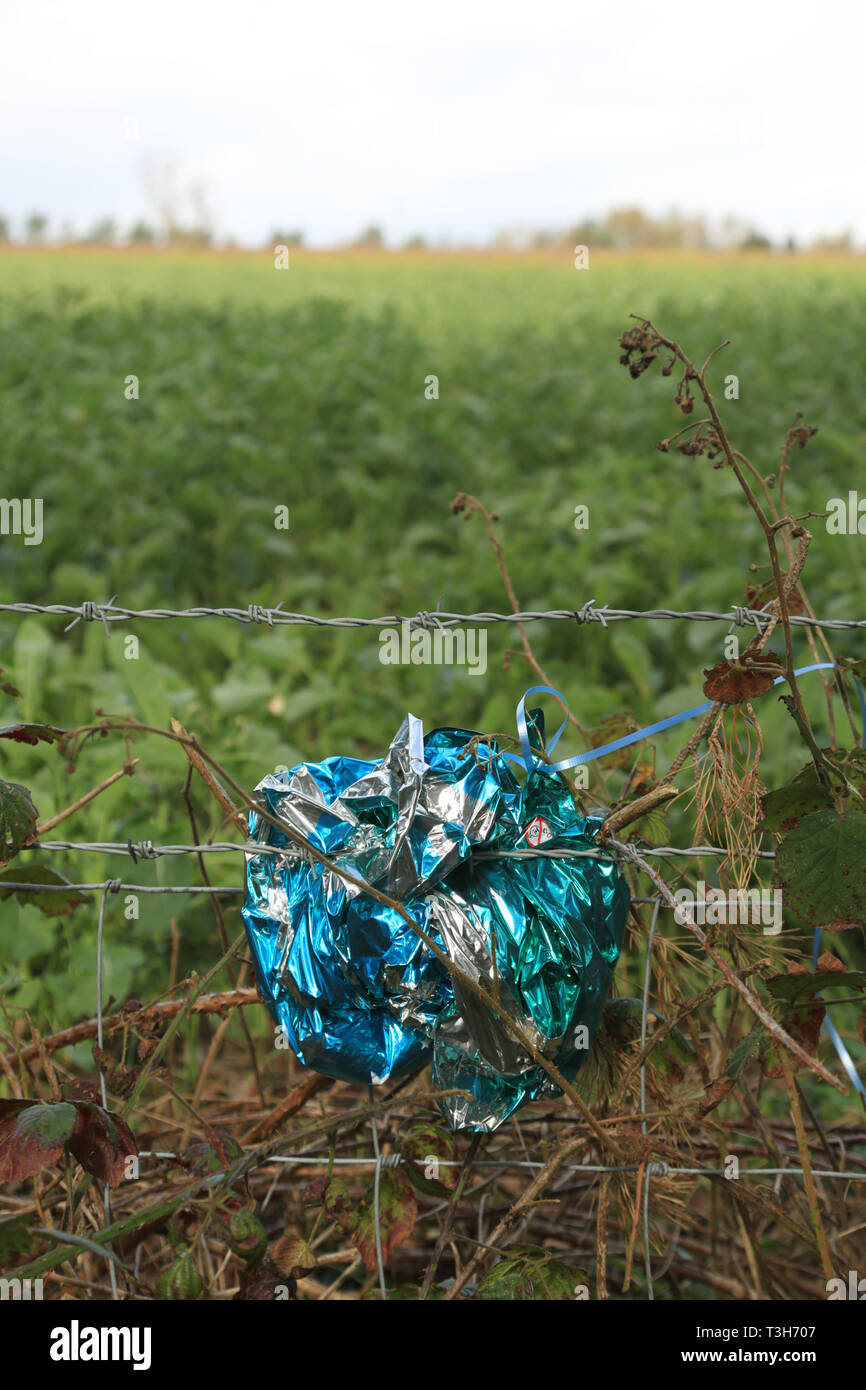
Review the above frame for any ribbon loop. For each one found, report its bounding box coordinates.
[509,664,843,778]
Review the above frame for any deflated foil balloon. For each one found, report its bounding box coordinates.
[242,712,630,1131]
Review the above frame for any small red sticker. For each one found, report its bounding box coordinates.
[523,817,553,848]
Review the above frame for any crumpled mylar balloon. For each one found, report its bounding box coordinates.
[242,711,630,1131]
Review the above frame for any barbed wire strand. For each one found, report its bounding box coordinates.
[22,839,778,861]
[0,598,864,633]
[133,1152,866,1181]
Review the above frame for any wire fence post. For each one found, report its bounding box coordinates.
[639,894,662,1300]
[96,877,123,1300]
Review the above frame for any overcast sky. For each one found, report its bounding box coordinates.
[1,0,863,246]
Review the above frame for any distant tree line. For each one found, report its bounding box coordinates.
[0,207,857,253]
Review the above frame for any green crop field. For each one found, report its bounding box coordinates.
[2,248,866,1032]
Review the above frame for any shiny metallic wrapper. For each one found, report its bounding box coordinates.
[242,712,629,1131]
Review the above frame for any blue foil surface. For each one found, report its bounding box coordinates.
[242,712,630,1130]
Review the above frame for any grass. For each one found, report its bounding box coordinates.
[1,249,865,1301]
[1,246,865,1022]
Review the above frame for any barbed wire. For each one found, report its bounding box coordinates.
[0,597,864,633]
[0,879,668,905]
[0,879,242,894]
[23,839,778,861]
[134,1150,866,1181]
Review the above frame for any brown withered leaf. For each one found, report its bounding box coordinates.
[816,951,846,974]
[0,1098,136,1186]
[699,1075,736,1116]
[703,651,784,703]
[0,723,65,746]
[0,1100,78,1181]
[272,1232,316,1279]
[235,1262,293,1301]
[0,670,22,699]
[67,1102,137,1186]
[301,1174,330,1205]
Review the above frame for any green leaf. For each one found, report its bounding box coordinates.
[176,1132,245,1176]
[155,1247,202,1300]
[0,780,39,864]
[0,1216,36,1264]
[775,809,866,927]
[610,631,653,699]
[760,774,834,833]
[475,1245,584,1300]
[323,1176,360,1234]
[227,1209,267,1263]
[0,865,90,917]
[352,1169,418,1272]
[760,748,866,833]
[586,712,640,770]
[766,969,866,1001]
[724,1026,766,1078]
[401,1121,458,1197]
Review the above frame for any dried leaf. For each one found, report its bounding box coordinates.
[0,1100,78,1181]
[272,1233,316,1279]
[702,652,784,704]
[67,1101,137,1186]
[763,998,825,1077]
[0,723,65,746]
[0,671,22,699]
[0,1097,137,1188]
[700,1075,736,1116]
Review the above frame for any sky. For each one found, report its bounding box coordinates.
[1,0,863,247]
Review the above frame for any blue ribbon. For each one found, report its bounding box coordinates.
[509,664,842,775]
[811,928,866,1102]
[507,664,866,1102]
